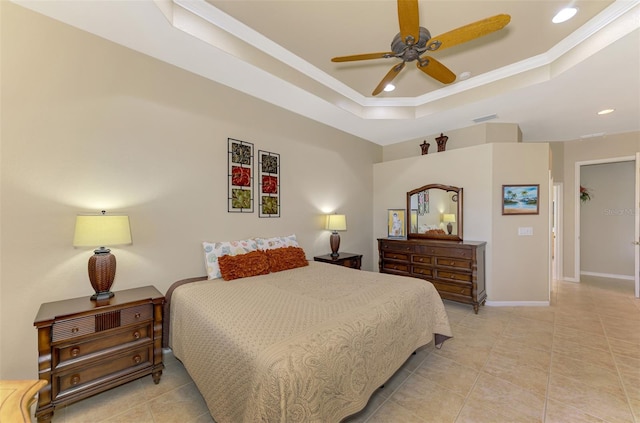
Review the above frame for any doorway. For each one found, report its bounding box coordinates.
[575,156,639,298]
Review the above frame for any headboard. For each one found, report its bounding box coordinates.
[162,276,207,348]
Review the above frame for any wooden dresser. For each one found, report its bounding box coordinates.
[33,286,164,423]
[378,238,486,313]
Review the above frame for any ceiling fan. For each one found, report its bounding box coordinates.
[331,0,511,96]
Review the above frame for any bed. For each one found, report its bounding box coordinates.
[164,260,452,423]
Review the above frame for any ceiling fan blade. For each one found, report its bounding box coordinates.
[397,0,420,45]
[372,62,406,96]
[416,57,456,84]
[427,14,511,52]
[331,52,395,62]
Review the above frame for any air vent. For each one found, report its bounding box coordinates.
[472,114,498,123]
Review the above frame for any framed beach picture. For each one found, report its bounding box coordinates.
[387,209,406,238]
[502,184,540,215]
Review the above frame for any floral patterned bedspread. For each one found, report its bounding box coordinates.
[170,262,452,423]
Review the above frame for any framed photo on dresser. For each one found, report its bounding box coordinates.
[387,209,406,238]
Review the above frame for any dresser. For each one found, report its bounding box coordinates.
[33,286,164,423]
[378,238,486,313]
[313,252,362,270]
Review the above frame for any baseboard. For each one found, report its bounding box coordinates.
[560,277,579,283]
[580,271,634,281]
[484,301,550,307]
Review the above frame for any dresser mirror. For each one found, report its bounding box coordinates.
[407,184,463,241]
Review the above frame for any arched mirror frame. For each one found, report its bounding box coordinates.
[406,184,463,241]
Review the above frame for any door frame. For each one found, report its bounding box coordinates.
[553,182,563,282]
[574,155,638,298]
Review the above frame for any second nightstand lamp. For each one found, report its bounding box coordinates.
[326,214,347,258]
[73,211,132,301]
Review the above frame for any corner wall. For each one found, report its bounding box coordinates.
[373,142,550,305]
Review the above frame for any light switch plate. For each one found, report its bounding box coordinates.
[518,227,533,236]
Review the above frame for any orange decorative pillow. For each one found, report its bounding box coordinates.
[218,250,270,281]
[266,246,309,272]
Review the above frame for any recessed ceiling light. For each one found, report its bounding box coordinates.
[552,7,577,23]
[383,84,395,92]
[597,108,615,115]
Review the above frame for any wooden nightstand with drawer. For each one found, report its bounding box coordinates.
[313,252,362,270]
[33,286,164,423]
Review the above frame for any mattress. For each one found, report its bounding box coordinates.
[169,262,452,422]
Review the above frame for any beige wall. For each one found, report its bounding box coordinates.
[0,3,381,379]
[382,123,521,162]
[374,142,550,304]
[555,132,639,280]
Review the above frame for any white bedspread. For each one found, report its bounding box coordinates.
[170,262,451,423]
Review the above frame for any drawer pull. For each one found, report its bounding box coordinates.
[133,355,142,364]
[71,347,80,357]
[134,313,141,319]
[71,327,79,334]
[133,331,140,339]
[71,375,80,385]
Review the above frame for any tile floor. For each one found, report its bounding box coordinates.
[44,276,639,422]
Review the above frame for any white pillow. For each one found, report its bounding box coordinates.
[254,234,299,250]
[203,239,259,279]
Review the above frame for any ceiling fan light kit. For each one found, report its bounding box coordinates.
[331,0,511,96]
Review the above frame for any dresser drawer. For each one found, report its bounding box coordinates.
[52,304,152,343]
[52,315,95,342]
[432,281,471,296]
[419,246,473,260]
[412,255,433,265]
[412,266,434,278]
[437,270,472,284]
[121,304,152,326]
[435,257,472,271]
[382,262,410,273]
[382,251,410,261]
[55,323,152,367]
[380,241,413,253]
[55,346,152,398]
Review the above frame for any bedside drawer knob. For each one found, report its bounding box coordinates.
[71,347,80,357]
[133,331,140,339]
[71,375,80,385]
[71,327,79,334]
[133,355,141,364]
[134,313,141,319]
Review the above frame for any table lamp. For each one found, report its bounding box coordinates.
[443,213,456,235]
[326,214,347,258]
[73,211,132,301]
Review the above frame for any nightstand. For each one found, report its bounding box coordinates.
[313,252,362,270]
[33,286,164,423]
